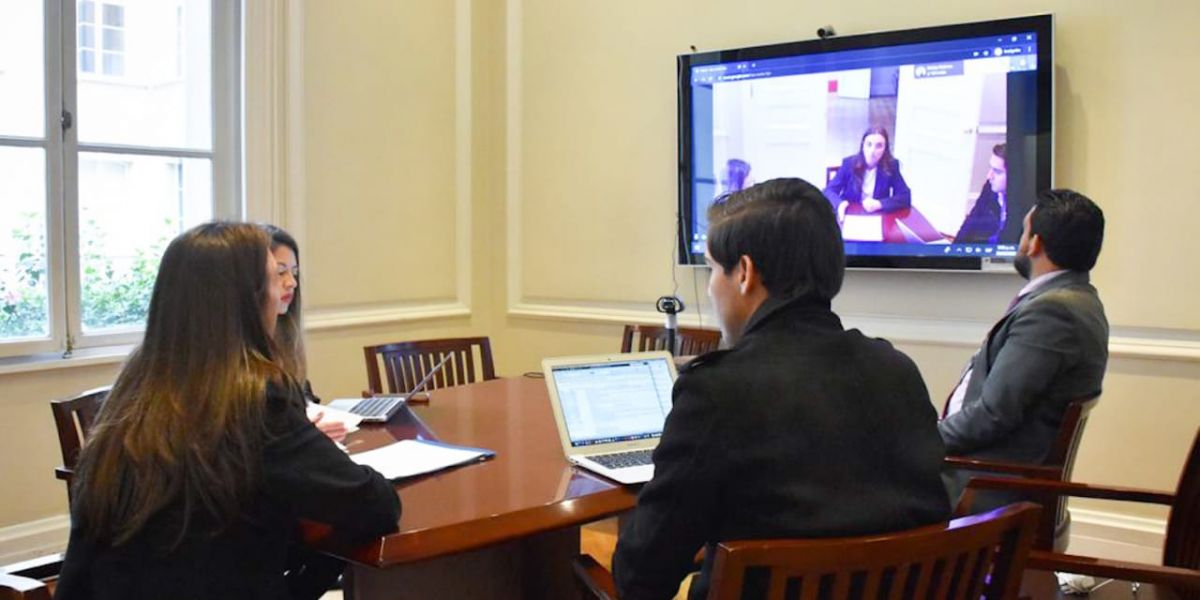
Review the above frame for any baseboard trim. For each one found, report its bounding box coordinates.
[0,507,1167,569]
[0,515,69,567]
[1067,508,1166,564]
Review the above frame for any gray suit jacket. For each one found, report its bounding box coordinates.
[939,270,1108,466]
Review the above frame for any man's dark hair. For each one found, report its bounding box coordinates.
[993,143,1006,161]
[1029,188,1104,271]
[707,178,845,302]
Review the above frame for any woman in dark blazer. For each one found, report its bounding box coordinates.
[55,223,400,600]
[823,126,912,218]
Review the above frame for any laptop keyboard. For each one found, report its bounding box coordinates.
[350,396,401,418]
[589,449,654,469]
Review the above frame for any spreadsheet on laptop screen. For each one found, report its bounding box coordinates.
[550,358,675,447]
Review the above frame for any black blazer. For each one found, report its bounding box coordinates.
[822,156,912,213]
[954,182,1006,243]
[613,296,951,600]
[55,384,401,600]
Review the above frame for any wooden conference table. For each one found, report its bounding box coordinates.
[307,376,1181,600]
[312,376,638,600]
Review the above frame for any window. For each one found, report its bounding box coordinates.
[78,1,125,77]
[0,0,240,357]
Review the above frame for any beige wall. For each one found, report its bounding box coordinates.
[1,0,1197,550]
[500,0,1200,523]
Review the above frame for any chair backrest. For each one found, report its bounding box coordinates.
[1164,428,1200,572]
[0,553,60,600]
[363,337,496,395]
[707,503,1041,600]
[947,394,1098,551]
[49,386,111,499]
[620,324,721,356]
[1038,394,1099,548]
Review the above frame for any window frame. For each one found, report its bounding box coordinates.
[0,0,241,358]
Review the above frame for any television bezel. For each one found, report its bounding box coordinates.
[676,14,1054,270]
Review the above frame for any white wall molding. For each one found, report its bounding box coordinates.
[1067,508,1166,564]
[453,0,474,316]
[270,0,473,331]
[243,0,304,234]
[0,515,68,566]
[507,301,1200,363]
[504,0,524,320]
[305,302,472,332]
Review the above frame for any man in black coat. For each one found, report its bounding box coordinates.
[612,178,952,600]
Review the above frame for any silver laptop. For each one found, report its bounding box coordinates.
[329,354,452,423]
[542,352,677,484]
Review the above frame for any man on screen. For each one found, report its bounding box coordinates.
[940,189,1108,508]
[613,178,950,600]
[954,144,1010,243]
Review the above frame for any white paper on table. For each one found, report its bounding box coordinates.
[349,439,493,480]
[306,402,364,434]
[841,214,883,241]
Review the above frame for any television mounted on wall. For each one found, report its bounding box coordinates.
[678,15,1054,271]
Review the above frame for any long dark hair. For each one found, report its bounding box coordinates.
[263,225,306,382]
[73,222,294,546]
[852,126,896,177]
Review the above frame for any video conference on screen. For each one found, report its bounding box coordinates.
[696,56,1025,252]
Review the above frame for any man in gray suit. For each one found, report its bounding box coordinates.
[939,188,1108,508]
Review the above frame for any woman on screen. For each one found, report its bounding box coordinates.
[823,127,912,219]
[55,222,400,600]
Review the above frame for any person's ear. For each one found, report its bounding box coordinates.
[1027,233,1044,258]
[737,255,760,296]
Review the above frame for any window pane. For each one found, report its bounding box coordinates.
[78,152,212,333]
[77,0,212,149]
[79,25,95,50]
[102,27,123,52]
[0,147,50,340]
[102,52,124,76]
[80,49,96,73]
[79,1,95,24]
[102,4,124,27]
[0,1,45,138]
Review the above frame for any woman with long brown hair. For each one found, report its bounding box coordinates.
[55,222,400,600]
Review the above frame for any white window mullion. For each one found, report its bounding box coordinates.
[212,0,240,218]
[59,0,88,354]
[0,0,65,358]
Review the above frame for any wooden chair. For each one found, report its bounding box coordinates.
[363,337,496,396]
[0,554,62,600]
[620,324,721,356]
[965,427,1200,600]
[575,502,1041,600]
[945,394,1099,552]
[49,386,111,501]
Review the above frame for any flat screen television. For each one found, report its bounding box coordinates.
[678,15,1053,270]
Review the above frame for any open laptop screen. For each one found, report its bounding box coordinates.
[549,357,675,447]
